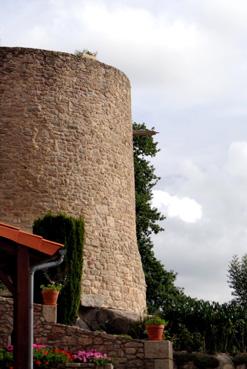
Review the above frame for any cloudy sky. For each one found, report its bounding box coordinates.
[1,0,247,302]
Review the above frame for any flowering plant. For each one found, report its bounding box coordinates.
[0,347,13,369]
[73,350,112,365]
[0,344,72,369]
[33,345,72,368]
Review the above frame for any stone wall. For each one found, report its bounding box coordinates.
[0,47,146,316]
[0,296,57,346]
[0,297,173,369]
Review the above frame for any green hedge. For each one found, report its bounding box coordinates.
[162,295,247,353]
[33,212,84,324]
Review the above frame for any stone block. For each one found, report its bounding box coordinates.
[42,304,57,323]
[144,341,173,359]
[155,359,173,369]
[126,348,137,354]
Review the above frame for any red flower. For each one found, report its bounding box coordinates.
[35,360,42,366]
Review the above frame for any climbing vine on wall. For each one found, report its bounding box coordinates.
[33,213,84,325]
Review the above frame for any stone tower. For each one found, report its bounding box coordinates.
[0,47,146,316]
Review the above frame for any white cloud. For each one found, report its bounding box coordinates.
[153,190,202,223]
[0,0,237,106]
[153,141,247,302]
[226,142,247,179]
[74,2,234,105]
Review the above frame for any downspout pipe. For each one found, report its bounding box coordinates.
[28,249,66,369]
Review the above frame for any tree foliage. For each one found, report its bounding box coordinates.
[228,254,247,305]
[33,213,84,324]
[133,122,247,352]
[163,295,247,353]
[133,122,182,313]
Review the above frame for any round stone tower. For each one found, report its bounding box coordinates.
[0,47,146,316]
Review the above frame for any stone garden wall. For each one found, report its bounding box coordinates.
[3,297,244,369]
[0,297,173,369]
[0,46,146,316]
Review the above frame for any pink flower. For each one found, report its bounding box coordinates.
[33,344,47,349]
[73,349,110,363]
[6,345,13,352]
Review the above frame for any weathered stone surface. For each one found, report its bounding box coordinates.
[78,306,138,334]
[75,318,91,331]
[1,297,170,369]
[0,298,144,367]
[0,46,146,316]
[145,341,173,359]
[216,354,234,369]
[42,304,57,323]
[65,365,113,369]
[155,359,173,369]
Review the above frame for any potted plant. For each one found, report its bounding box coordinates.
[145,316,167,341]
[40,282,63,305]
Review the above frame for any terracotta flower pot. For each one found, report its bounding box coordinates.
[146,324,165,341]
[41,288,59,305]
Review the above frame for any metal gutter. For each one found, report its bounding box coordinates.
[28,249,66,369]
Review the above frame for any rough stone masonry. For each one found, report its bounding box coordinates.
[0,47,146,316]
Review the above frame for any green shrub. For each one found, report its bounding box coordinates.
[161,295,247,353]
[170,324,204,352]
[33,212,84,325]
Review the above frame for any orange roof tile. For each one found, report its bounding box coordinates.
[0,222,63,256]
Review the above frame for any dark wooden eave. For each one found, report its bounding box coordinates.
[0,221,63,369]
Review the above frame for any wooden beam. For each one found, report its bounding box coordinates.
[13,247,30,369]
